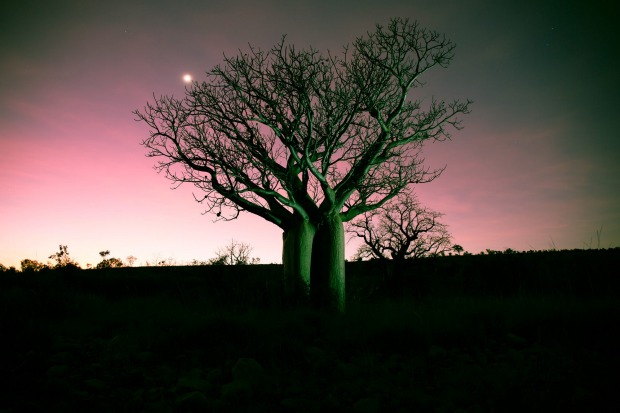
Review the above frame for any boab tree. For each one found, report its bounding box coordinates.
[134,18,470,312]
[348,189,453,261]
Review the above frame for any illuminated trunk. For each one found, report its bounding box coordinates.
[310,213,346,313]
[282,217,316,302]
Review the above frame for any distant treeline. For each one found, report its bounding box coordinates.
[3,249,618,309]
[349,247,620,299]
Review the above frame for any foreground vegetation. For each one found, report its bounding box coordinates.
[1,249,618,412]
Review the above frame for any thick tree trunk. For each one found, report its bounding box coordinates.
[310,213,346,312]
[282,217,316,304]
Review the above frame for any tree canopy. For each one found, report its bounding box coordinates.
[135,18,470,311]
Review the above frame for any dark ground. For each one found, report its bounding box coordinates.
[1,249,618,412]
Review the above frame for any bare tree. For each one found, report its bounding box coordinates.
[208,239,259,265]
[134,18,470,311]
[126,255,138,267]
[348,189,453,261]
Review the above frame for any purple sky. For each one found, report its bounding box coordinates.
[1,0,618,268]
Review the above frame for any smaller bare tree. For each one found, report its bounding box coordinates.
[348,190,452,261]
[126,255,137,267]
[208,239,260,265]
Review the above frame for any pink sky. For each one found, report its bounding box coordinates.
[1,0,618,268]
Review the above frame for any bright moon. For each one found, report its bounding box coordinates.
[183,74,192,82]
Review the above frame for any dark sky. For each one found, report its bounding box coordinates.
[1,0,618,267]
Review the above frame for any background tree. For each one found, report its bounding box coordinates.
[126,255,138,267]
[146,257,177,267]
[135,18,470,311]
[48,245,80,269]
[452,244,464,255]
[96,250,125,269]
[348,189,453,261]
[20,259,48,272]
[208,239,260,265]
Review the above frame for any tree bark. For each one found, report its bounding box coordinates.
[310,213,346,312]
[282,216,316,304]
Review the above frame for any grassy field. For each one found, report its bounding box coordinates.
[1,250,618,412]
